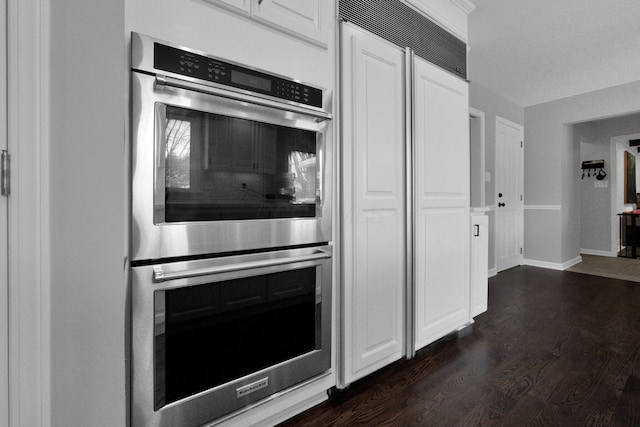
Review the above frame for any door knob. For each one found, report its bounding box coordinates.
[498,193,503,198]
[498,202,505,207]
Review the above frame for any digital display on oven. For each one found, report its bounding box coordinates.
[153,42,323,108]
[231,70,272,92]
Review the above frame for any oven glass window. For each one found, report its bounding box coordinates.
[154,267,319,409]
[161,105,319,222]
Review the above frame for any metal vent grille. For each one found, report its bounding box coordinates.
[339,0,467,79]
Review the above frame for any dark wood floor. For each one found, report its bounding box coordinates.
[278,266,640,426]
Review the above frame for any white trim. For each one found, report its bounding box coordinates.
[522,256,582,271]
[488,267,497,278]
[0,0,7,424]
[7,0,50,426]
[469,107,486,209]
[580,248,617,257]
[471,207,490,214]
[524,205,562,210]
[450,0,475,14]
[402,0,470,42]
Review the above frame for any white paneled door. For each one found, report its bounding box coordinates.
[495,117,524,272]
[413,56,470,351]
[340,24,406,385]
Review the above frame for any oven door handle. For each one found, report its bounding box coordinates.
[155,75,332,122]
[153,250,332,283]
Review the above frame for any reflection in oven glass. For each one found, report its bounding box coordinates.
[154,267,318,409]
[162,105,319,222]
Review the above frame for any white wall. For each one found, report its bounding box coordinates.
[469,82,524,273]
[524,81,640,265]
[49,0,127,425]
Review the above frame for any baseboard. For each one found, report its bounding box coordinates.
[522,256,582,271]
[580,248,617,257]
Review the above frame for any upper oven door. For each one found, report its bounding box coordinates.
[131,72,333,261]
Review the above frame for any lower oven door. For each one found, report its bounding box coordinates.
[131,246,332,427]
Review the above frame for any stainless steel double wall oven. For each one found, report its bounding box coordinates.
[130,33,333,426]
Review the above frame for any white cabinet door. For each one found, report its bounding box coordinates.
[470,214,488,317]
[413,56,470,351]
[253,0,328,48]
[203,0,251,16]
[340,24,406,385]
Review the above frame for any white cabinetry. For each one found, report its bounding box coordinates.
[470,214,489,317]
[340,22,471,385]
[413,56,470,351]
[253,0,328,48]
[204,0,251,16]
[203,0,328,48]
[340,25,406,385]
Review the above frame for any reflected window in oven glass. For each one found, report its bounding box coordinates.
[288,151,316,204]
[165,117,191,189]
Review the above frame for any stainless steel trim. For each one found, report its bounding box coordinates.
[156,75,333,121]
[153,249,332,282]
[206,371,331,426]
[404,48,416,360]
[336,19,347,390]
[0,150,9,196]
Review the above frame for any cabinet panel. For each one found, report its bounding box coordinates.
[415,62,469,202]
[253,0,328,48]
[202,0,251,16]
[353,210,405,372]
[470,214,489,317]
[413,56,470,351]
[414,208,469,349]
[341,24,405,385]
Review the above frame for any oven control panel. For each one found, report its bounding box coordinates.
[153,42,323,108]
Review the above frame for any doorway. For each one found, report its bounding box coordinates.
[495,116,524,272]
[575,114,640,258]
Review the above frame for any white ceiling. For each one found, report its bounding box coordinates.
[467,0,640,107]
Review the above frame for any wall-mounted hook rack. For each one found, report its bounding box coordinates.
[581,160,606,180]
[582,160,605,170]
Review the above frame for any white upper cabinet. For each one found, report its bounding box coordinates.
[203,0,328,48]
[340,23,406,386]
[253,0,328,48]
[203,0,251,16]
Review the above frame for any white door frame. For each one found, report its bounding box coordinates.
[495,116,524,272]
[610,133,640,255]
[1,1,8,424]
[469,108,486,209]
[6,0,50,426]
